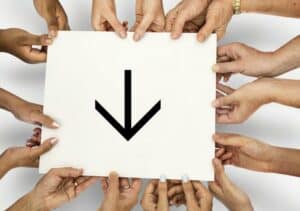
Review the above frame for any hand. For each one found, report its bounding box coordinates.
[131,0,165,41]
[2,136,57,171]
[33,0,70,38]
[208,158,253,211]
[11,99,59,128]
[213,79,273,124]
[99,172,142,211]
[213,43,279,80]
[214,133,275,172]
[141,178,169,211]
[8,168,98,211]
[0,28,52,63]
[92,0,127,38]
[165,0,233,41]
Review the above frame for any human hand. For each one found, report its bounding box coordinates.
[214,133,276,172]
[141,177,169,211]
[0,28,52,63]
[33,0,70,38]
[213,79,273,124]
[2,135,57,171]
[214,43,280,81]
[131,0,165,41]
[92,0,127,38]
[7,168,97,211]
[209,158,253,211]
[10,98,59,128]
[166,0,233,41]
[99,172,142,211]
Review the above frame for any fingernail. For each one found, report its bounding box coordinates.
[122,185,130,189]
[211,100,219,107]
[119,31,126,39]
[212,64,219,72]
[181,174,189,183]
[50,138,58,144]
[45,38,52,45]
[52,121,60,128]
[171,33,178,39]
[133,33,140,41]
[160,174,167,182]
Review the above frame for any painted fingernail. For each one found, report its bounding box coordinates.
[50,138,58,144]
[52,121,60,128]
[160,174,167,182]
[212,64,219,72]
[181,174,189,183]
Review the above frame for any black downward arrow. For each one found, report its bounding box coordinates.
[95,70,161,141]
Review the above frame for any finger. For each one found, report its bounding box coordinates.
[168,185,183,198]
[208,181,223,198]
[31,137,58,157]
[49,167,83,178]
[216,26,227,41]
[56,2,70,30]
[171,11,188,39]
[170,193,185,206]
[42,2,59,38]
[120,177,130,189]
[192,181,212,210]
[165,9,177,32]
[215,148,225,158]
[100,177,109,192]
[107,172,119,200]
[30,109,59,128]
[212,95,235,108]
[133,15,154,41]
[157,177,169,211]
[213,133,243,147]
[144,180,157,194]
[212,158,232,188]
[197,19,215,42]
[182,176,198,209]
[131,178,142,193]
[76,177,99,194]
[220,152,233,161]
[216,83,235,95]
[20,33,52,46]
[105,12,127,38]
[212,61,244,74]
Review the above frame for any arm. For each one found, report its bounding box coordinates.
[6,193,39,211]
[0,88,24,113]
[270,146,300,177]
[268,78,300,108]
[0,152,13,179]
[241,0,300,18]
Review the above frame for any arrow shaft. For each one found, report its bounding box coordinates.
[125,70,132,129]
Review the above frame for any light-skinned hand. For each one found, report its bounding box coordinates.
[213,80,273,124]
[7,168,98,210]
[99,172,142,211]
[214,43,280,80]
[92,0,127,38]
[141,177,169,211]
[33,0,70,38]
[131,0,165,41]
[0,28,52,63]
[209,158,253,211]
[214,133,275,172]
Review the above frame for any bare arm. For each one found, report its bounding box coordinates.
[242,0,300,18]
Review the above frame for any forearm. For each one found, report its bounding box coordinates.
[6,192,44,211]
[0,152,12,179]
[241,0,300,18]
[269,146,300,176]
[271,35,300,76]
[267,78,300,108]
[0,88,24,113]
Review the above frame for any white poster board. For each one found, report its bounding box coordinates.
[40,31,216,181]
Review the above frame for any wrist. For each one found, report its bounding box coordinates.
[7,191,45,211]
[254,77,277,104]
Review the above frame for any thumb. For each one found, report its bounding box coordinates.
[30,110,59,129]
[133,15,154,41]
[31,137,58,157]
[107,172,119,200]
[182,176,198,209]
[212,94,235,108]
[171,11,188,39]
[43,3,59,38]
[212,60,244,74]
[197,19,215,42]
[212,158,232,188]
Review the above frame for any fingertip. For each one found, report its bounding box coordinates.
[197,33,206,42]
[133,32,141,41]
[171,32,180,39]
[51,121,60,128]
[211,99,219,108]
[212,64,220,72]
[50,137,59,145]
[119,30,127,39]
[181,174,189,183]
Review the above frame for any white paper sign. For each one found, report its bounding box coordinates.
[40,31,216,181]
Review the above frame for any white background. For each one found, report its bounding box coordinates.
[0,0,300,210]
